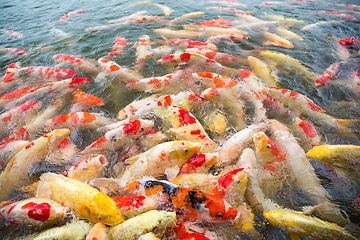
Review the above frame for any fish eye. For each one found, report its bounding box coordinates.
[184,148,188,153]
[140,127,144,131]
[217,212,223,217]
[266,144,271,148]
[97,215,102,220]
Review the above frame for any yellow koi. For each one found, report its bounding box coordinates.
[247,56,277,86]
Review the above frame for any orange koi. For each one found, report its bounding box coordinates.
[340,35,360,46]
[112,194,157,219]
[160,39,218,51]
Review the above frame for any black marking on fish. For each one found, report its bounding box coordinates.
[144,180,178,203]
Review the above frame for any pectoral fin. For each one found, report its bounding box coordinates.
[165,166,180,181]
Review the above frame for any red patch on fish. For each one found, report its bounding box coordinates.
[188,94,204,103]
[205,51,217,59]
[307,99,323,112]
[213,168,244,197]
[24,142,35,149]
[180,53,191,62]
[162,55,176,63]
[123,119,141,135]
[21,202,51,222]
[239,69,251,78]
[190,129,201,135]
[189,233,210,240]
[52,114,69,124]
[298,120,317,138]
[177,107,197,126]
[180,154,207,174]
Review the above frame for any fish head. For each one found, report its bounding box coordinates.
[253,131,284,163]
[171,141,202,161]
[168,106,197,127]
[201,193,239,222]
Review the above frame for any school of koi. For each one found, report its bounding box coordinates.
[0,0,360,239]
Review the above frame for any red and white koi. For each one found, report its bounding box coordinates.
[53,54,100,74]
[178,153,218,175]
[126,70,186,93]
[0,197,69,228]
[0,140,29,172]
[0,29,23,38]
[206,34,248,44]
[108,35,127,57]
[161,39,218,51]
[127,15,170,26]
[185,48,246,67]
[259,1,296,6]
[59,9,85,23]
[206,6,260,22]
[0,101,42,134]
[2,78,91,109]
[184,25,248,36]
[309,11,356,20]
[67,155,108,183]
[18,66,77,82]
[340,35,360,46]
[194,18,240,27]
[315,61,343,86]
[0,62,21,92]
[290,117,321,151]
[81,119,154,156]
[49,112,113,130]
[169,12,205,26]
[117,91,205,121]
[71,89,104,112]
[326,3,360,10]
[135,35,151,70]
[167,106,218,152]
[0,47,26,55]
[97,58,143,83]
[0,128,70,201]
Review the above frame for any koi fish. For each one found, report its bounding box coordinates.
[203,109,227,135]
[247,56,278,86]
[176,221,219,240]
[301,21,340,31]
[184,25,248,37]
[154,29,204,39]
[0,29,23,38]
[53,54,100,74]
[127,15,170,26]
[18,66,77,82]
[315,61,344,86]
[185,48,246,67]
[161,39,218,51]
[151,3,173,16]
[0,62,21,92]
[86,222,108,240]
[340,36,360,46]
[135,35,152,70]
[107,11,147,24]
[167,106,218,152]
[71,89,104,111]
[123,179,239,222]
[290,117,321,151]
[85,22,124,32]
[0,197,69,228]
[178,153,219,175]
[12,220,92,240]
[108,210,176,240]
[306,144,360,171]
[310,11,356,20]
[169,12,205,26]
[205,34,248,44]
[268,120,349,226]
[120,140,202,181]
[138,232,161,240]
[36,172,123,225]
[0,128,70,202]
[108,35,127,57]
[262,31,294,49]
[59,9,85,23]
[0,47,26,55]
[67,155,108,183]
[262,14,305,28]
[81,119,154,156]
[0,101,42,134]
[0,140,29,172]
[206,7,261,22]
[97,58,143,83]
[49,112,113,130]
[264,209,358,240]
[126,70,186,93]
[275,27,303,41]
[112,193,158,218]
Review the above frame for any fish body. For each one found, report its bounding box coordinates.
[206,34,247,44]
[154,29,204,39]
[127,15,169,25]
[53,54,100,74]
[161,39,218,51]
[168,106,218,152]
[71,89,104,111]
[67,155,108,183]
[97,58,143,83]
[291,117,321,150]
[135,35,151,70]
[82,119,154,156]
[301,21,340,31]
[169,12,205,25]
[108,11,147,24]
[108,36,127,57]
[310,11,356,20]
[0,197,69,228]
[178,153,218,175]
[18,66,77,82]
[0,47,26,55]
[264,209,359,240]
[152,3,173,16]
[340,36,360,46]
[263,31,294,49]
[185,48,245,67]
[50,112,113,130]
[248,56,277,86]
[1,29,23,38]
[275,27,303,41]
[0,62,21,92]
[315,61,343,86]
[109,210,176,240]
[0,140,29,172]
[120,140,202,181]
[59,10,85,23]
[36,173,123,225]
[0,128,70,201]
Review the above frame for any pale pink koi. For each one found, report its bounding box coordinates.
[206,34,248,44]
[186,48,245,67]
[127,15,169,25]
[108,36,127,57]
[1,29,23,38]
[59,9,85,23]
[310,11,356,20]
[184,24,248,36]
[161,39,218,51]
[53,54,100,74]
[0,47,26,55]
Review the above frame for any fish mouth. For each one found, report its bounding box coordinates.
[253,132,265,141]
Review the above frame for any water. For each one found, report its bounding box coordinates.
[1,0,360,239]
